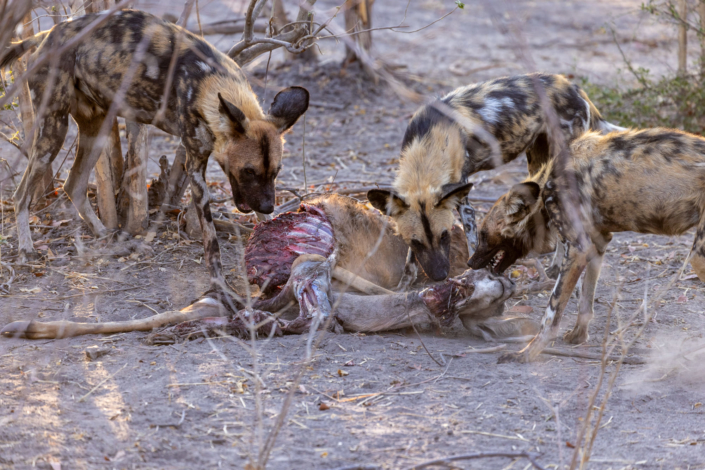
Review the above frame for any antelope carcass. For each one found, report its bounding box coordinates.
[1,194,538,341]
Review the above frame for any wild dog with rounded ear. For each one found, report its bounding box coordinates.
[369,73,624,281]
[469,127,705,363]
[0,10,309,290]
[368,182,473,282]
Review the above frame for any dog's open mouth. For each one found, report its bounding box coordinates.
[491,250,505,272]
[470,243,522,275]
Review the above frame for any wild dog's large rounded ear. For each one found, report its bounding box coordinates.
[505,182,541,219]
[268,86,310,133]
[218,93,249,136]
[367,189,409,216]
[437,181,473,208]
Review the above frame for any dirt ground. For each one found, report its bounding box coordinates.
[2,1,705,469]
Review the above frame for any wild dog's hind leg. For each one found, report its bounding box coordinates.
[459,196,477,261]
[63,115,111,237]
[563,246,605,344]
[689,214,705,282]
[13,105,69,262]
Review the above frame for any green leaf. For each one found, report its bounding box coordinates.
[455,1,465,8]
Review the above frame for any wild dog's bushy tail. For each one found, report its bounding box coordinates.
[0,31,48,70]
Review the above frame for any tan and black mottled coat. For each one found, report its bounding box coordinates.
[368,73,622,282]
[469,127,705,362]
[1,10,309,286]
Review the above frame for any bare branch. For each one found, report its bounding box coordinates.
[0,131,22,154]
[177,0,196,25]
[228,0,317,66]
[241,0,259,44]
[401,451,546,470]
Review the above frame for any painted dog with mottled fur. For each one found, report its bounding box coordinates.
[368,73,622,282]
[469,128,705,363]
[0,10,308,287]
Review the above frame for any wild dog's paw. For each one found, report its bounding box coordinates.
[17,248,39,264]
[563,325,589,345]
[497,350,532,364]
[110,236,155,258]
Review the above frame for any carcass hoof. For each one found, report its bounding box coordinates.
[281,316,313,335]
[281,315,343,335]
[1,321,32,339]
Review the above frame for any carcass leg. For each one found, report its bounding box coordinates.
[280,254,342,335]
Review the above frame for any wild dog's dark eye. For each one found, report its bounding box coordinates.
[244,168,256,176]
[411,239,424,250]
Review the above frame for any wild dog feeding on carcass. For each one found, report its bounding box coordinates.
[1,194,538,342]
[468,127,705,363]
[367,73,623,281]
[0,10,309,288]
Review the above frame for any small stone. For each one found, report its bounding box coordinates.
[85,346,110,361]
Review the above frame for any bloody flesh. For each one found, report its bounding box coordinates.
[245,204,335,295]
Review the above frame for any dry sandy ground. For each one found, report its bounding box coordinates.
[2,1,705,469]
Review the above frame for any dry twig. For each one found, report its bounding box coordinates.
[401,451,545,470]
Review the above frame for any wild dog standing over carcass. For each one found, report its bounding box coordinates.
[1,194,536,341]
[0,10,309,288]
[468,128,705,363]
[367,73,623,281]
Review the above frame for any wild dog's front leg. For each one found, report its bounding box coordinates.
[499,242,589,363]
[459,196,477,261]
[187,158,223,284]
[563,249,604,344]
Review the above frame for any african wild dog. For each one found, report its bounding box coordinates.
[469,127,705,363]
[0,10,309,287]
[367,73,623,282]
